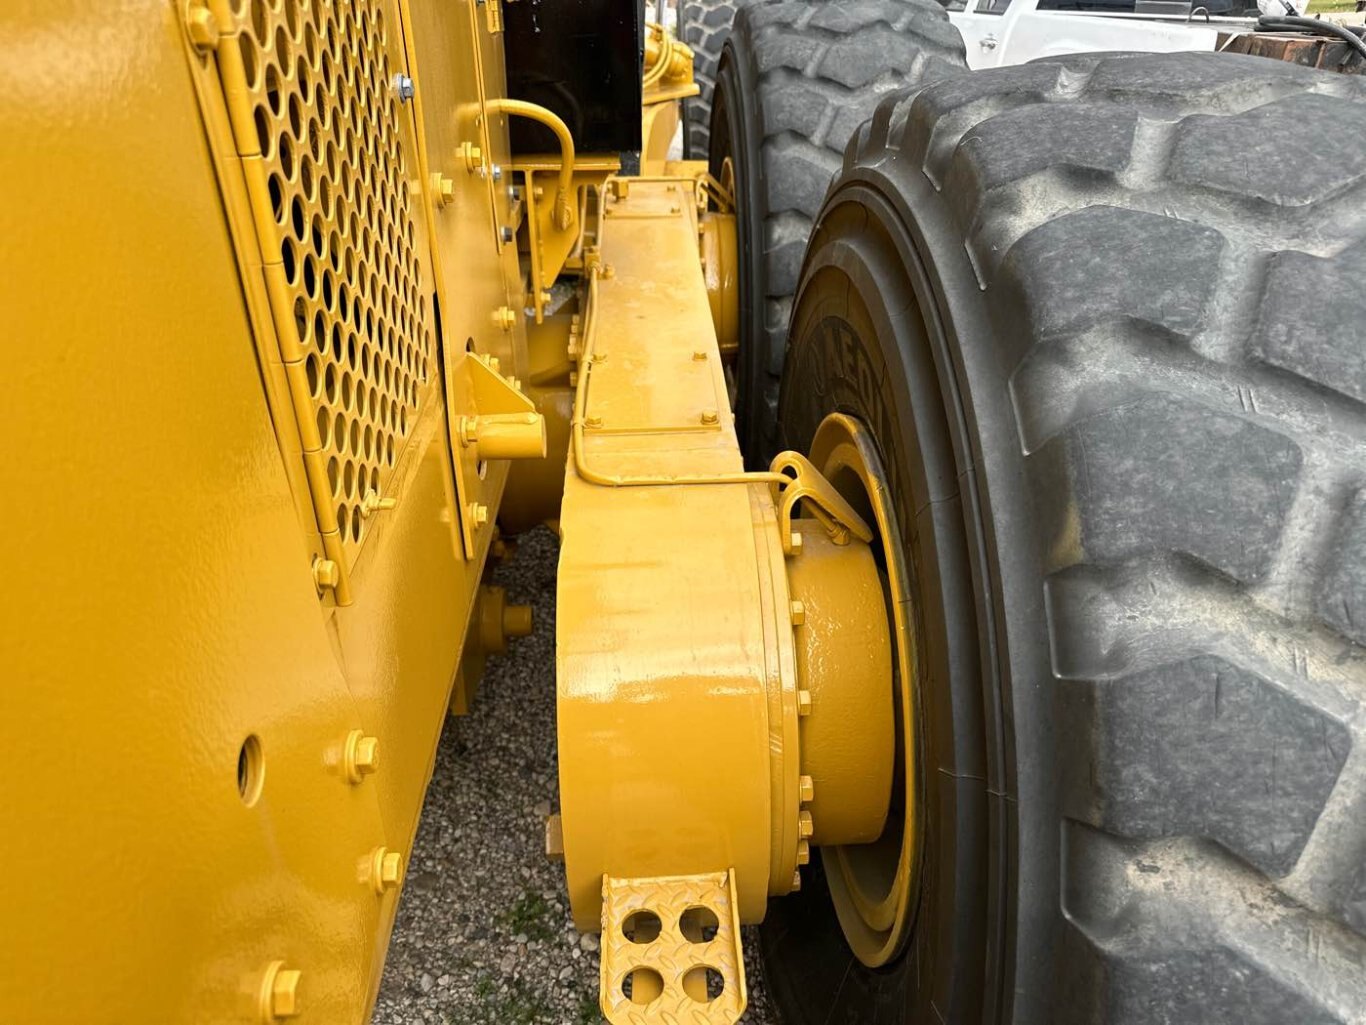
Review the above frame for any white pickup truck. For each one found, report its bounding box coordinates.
[947,0,1266,68]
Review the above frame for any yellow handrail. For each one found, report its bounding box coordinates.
[487,98,576,231]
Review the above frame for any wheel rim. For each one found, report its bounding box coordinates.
[807,412,922,968]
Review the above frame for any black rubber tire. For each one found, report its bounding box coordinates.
[764,50,1366,1025]
[680,0,741,160]
[710,0,967,466]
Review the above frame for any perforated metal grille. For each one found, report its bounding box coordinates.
[221,0,433,565]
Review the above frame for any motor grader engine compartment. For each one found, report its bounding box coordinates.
[7,0,1366,1023]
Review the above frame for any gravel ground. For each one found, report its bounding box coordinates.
[371,526,778,1025]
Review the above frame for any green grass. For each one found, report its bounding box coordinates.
[1307,0,1357,13]
[498,889,559,943]
[445,977,557,1025]
[575,995,606,1025]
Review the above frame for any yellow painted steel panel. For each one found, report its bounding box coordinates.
[557,182,787,931]
[0,1,507,1021]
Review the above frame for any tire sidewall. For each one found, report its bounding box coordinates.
[766,159,1058,1022]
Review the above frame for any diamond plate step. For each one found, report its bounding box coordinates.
[599,870,747,1024]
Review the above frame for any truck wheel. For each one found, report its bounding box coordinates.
[679,0,739,160]
[710,0,966,465]
[765,51,1366,1024]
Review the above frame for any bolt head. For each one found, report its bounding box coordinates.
[701,408,719,426]
[259,962,301,1022]
[272,969,301,1018]
[393,73,414,101]
[370,847,403,893]
[791,869,802,892]
[470,503,489,529]
[797,690,812,717]
[796,839,810,866]
[789,531,804,556]
[354,736,379,774]
[799,774,815,803]
[692,350,708,361]
[798,809,814,839]
[491,164,503,182]
[585,414,603,429]
[312,557,340,590]
[186,4,220,51]
[501,225,514,243]
[790,600,806,626]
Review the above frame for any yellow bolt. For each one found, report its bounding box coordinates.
[790,600,805,626]
[493,306,517,331]
[503,603,534,639]
[431,173,455,208]
[186,2,220,51]
[368,846,403,894]
[312,557,340,591]
[545,813,565,861]
[797,690,812,717]
[258,962,301,1022]
[692,350,708,361]
[602,265,615,279]
[798,809,814,839]
[585,414,603,429]
[468,503,489,530]
[360,489,397,518]
[799,774,815,803]
[343,729,380,784]
[796,839,810,866]
[460,141,483,172]
[789,531,804,556]
[701,408,719,426]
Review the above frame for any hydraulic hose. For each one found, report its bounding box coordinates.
[1257,14,1366,61]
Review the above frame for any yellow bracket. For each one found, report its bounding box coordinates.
[600,871,747,1025]
[770,451,874,554]
[448,354,546,555]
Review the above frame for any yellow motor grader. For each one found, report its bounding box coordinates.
[3,1,1365,1023]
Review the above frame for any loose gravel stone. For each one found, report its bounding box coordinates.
[370,528,777,1024]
